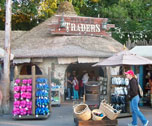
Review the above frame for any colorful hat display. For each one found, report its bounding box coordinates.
[13,101,20,108]
[27,86,32,92]
[21,86,27,92]
[13,107,20,115]
[14,86,21,92]
[14,93,20,99]
[35,78,50,116]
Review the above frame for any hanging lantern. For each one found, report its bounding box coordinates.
[102,22,107,30]
[60,16,66,28]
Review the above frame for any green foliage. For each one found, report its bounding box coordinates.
[77,0,152,44]
[0,0,152,44]
[51,77,61,85]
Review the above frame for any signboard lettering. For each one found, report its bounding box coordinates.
[49,16,115,36]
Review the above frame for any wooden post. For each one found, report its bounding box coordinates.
[48,67,51,112]
[3,0,12,114]
[14,65,19,79]
[32,65,36,115]
[106,67,111,103]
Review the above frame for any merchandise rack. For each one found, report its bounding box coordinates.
[51,88,61,106]
[12,65,51,120]
[110,75,131,118]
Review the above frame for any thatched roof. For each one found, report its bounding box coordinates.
[0,2,124,58]
[0,17,124,58]
[0,31,26,48]
[56,1,77,16]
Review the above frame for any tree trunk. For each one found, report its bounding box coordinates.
[2,0,12,114]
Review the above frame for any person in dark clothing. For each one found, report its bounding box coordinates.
[125,70,149,126]
[67,72,73,100]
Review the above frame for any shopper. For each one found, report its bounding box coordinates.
[82,72,89,85]
[67,72,73,100]
[125,70,149,126]
[72,76,79,100]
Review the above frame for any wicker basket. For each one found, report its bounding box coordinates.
[92,109,105,121]
[99,100,121,120]
[73,103,91,121]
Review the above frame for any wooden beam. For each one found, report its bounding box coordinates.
[14,66,19,79]
[48,67,51,112]
[32,65,36,115]
[3,0,12,114]
[106,67,111,103]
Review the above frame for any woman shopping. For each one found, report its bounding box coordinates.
[72,76,79,100]
[125,70,149,126]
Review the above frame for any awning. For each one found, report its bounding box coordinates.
[78,57,99,63]
[0,47,14,60]
[58,57,99,64]
[58,58,77,64]
[130,46,152,59]
[13,58,31,64]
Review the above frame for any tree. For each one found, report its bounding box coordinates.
[0,0,59,30]
[0,0,152,44]
[77,0,152,45]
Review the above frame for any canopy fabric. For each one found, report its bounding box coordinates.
[130,46,152,59]
[93,50,152,66]
[0,48,14,60]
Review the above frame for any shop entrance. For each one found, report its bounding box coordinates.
[64,63,105,100]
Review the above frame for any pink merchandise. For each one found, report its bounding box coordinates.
[21,92,26,99]
[15,79,21,84]
[13,101,20,108]
[27,109,32,115]
[20,100,27,108]
[21,86,27,92]
[13,107,20,115]
[28,79,32,85]
[20,108,27,116]
[26,92,32,99]
[22,79,28,85]
[14,93,20,99]
[27,86,32,92]
[26,101,32,109]
[14,86,21,92]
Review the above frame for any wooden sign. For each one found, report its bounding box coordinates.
[49,15,115,37]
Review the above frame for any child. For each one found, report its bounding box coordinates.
[72,76,79,100]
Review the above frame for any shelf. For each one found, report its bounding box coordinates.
[118,113,132,118]
[145,88,151,90]
[12,114,50,120]
[51,88,60,91]
[111,85,127,87]
[146,68,152,71]
[111,75,124,77]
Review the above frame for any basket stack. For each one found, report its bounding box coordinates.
[92,109,105,121]
[99,100,121,120]
[73,103,92,121]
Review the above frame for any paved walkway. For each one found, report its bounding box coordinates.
[0,101,151,126]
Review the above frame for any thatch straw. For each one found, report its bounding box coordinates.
[0,31,26,48]
[56,1,77,16]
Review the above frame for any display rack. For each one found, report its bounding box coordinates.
[51,88,61,106]
[110,75,131,118]
[143,67,152,106]
[12,65,51,120]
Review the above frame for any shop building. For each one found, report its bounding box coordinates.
[0,2,124,102]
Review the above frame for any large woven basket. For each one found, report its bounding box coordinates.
[92,109,105,121]
[99,100,121,120]
[73,103,91,121]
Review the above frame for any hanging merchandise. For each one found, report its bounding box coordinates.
[13,79,33,117]
[111,76,129,114]
[35,78,50,116]
[12,66,51,119]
